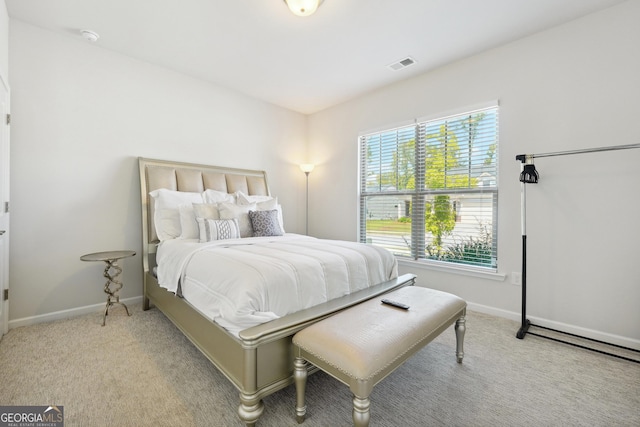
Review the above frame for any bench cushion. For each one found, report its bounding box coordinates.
[293,286,466,396]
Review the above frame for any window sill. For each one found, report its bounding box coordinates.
[397,258,506,282]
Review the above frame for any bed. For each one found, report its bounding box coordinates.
[138,157,416,426]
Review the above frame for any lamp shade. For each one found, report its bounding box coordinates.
[300,163,315,174]
[284,0,323,17]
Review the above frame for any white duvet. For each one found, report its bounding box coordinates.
[156,234,398,336]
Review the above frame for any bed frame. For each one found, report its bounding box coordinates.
[138,157,416,426]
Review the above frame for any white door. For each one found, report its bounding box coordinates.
[0,73,9,337]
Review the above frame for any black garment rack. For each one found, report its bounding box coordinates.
[515,143,640,363]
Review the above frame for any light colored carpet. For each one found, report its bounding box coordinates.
[0,304,638,426]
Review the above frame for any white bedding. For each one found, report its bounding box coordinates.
[156,234,398,336]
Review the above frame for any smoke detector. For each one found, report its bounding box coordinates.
[387,57,416,71]
[80,30,100,42]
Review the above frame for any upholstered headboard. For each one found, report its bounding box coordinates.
[138,157,270,273]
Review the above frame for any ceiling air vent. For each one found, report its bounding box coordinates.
[387,57,416,71]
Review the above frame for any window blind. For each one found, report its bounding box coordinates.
[359,106,499,270]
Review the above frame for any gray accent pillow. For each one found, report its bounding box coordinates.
[248,209,284,237]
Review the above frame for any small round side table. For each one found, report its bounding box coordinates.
[80,250,136,326]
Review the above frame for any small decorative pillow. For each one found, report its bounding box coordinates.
[258,202,285,234]
[218,202,256,238]
[248,209,284,237]
[241,196,285,233]
[197,218,240,242]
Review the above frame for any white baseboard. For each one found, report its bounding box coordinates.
[468,302,640,351]
[8,296,143,329]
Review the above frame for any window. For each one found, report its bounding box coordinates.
[359,105,498,270]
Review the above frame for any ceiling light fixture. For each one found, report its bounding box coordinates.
[284,0,324,17]
[80,30,100,42]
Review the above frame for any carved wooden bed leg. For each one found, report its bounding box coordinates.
[238,394,264,427]
[455,309,466,363]
[238,345,264,426]
[293,357,308,423]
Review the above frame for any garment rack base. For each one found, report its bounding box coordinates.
[517,321,640,364]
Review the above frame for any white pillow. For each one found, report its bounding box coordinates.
[197,218,240,242]
[274,205,286,233]
[236,191,273,205]
[203,189,235,204]
[254,197,277,210]
[149,189,204,241]
[178,204,199,239]
[218,202,256,238]
[193,203,221,220]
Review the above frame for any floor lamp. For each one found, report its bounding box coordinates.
[300,164,314,235]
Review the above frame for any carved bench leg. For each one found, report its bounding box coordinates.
[294,357,308,423]
[352,395,370,427]
[455,309,466,363]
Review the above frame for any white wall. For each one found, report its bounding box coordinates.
[8,21,308,323]
[0,1,8,80]
[308,0,640,347]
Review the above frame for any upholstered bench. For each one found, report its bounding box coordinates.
[292,286,466,427]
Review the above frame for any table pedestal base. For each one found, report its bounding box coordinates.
[101,259,131,326]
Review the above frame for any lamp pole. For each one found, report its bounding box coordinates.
[300,164,315,235]
[304,171,310,235]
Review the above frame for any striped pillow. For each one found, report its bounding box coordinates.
[196,218,240,242]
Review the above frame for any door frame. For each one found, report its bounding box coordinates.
[0,70,10,337]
